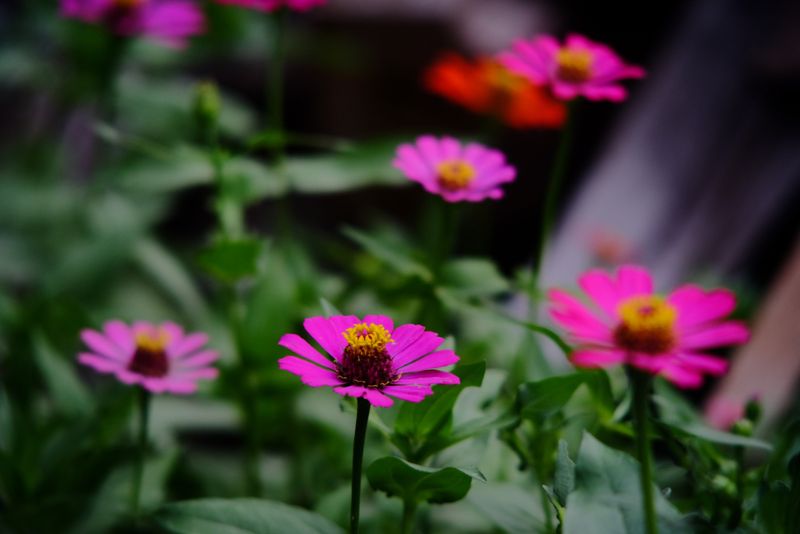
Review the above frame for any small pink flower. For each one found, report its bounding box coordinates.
[78,320,220,394]
[61,0,206,48]
[549,265,749,388]
[278,315,461,407]
[393,136,516,202]
[214,0,326,12]
[499,33,645,102]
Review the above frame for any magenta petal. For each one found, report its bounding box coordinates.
[659,365,703,389]
[383,384,434,403]
[390,332,444,368]
[303,316,354,360]
[363,389,394,407]
[398,350,458,373]
[279,333,336,368]
[396,370,460,386]
[103,320,135,354]
[174,350,219,368]
[115,370,143,385]
[679,321,749,350]
[388,324,426,355]
[166,381,198,395]
[548,289,612,344]
[81,329,128,361]
[167,332,209,359]
[279,356,342,387]
[616,265,654,299]
[571,349,626,369]
[142,378,170,394]
[675,353,728,375]
[578,269,621,319]
[78,353,122,373]
[362,314,394,333]
[669,285,737,330]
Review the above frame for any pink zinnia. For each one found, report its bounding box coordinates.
[499,33,645,102]
[549,265,749,388]
[78,320,220,394]
[60,0,206,48]
[393,136,516,202]
[214,0,326,12]
[278,315,460,407]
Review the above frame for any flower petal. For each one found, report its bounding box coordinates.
[548,288,612,344]
[81,329,128,361]
[668,285,737,331]
[675,352,728,375]
[362,314,394,334]
[174,350,220,369]
[167,332,209,359]
[78,353,122,373]
[390,331,444,368]
[383,384,434,403]
[303,316,357,360]
[398,350,458,373]
[363,389,394,407]
[570,349,626,369]
[659,365,703,389]
[679,321,749,350]
[279,356,342,387]
[278,333,336,369]
[103,320,135,354]
[395,370,460,386]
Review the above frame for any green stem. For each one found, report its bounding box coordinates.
[530,100,579,307]
[131,388,150,516]
[350,398,371,534]
[401,500,417,534]
[629,368,658,534]
[268,9,288,165]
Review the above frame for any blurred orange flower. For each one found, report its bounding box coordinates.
[423,52,566,129]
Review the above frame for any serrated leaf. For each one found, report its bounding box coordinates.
[366,457,484,505]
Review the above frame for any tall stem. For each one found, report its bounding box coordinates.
[350,398,371,534]
[629,368,658,534]
[268,9,288,165]
[401,500,417,534]
[531,101,579,307]
[131,388,150,516]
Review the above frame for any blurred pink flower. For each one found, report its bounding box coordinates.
[278,315,460,407]
[549,265,749,388]
[78,320,219,394]
[393,135,516,202]
[499,33,645,102]
[704,396,745,430]
[60,0,205,48]
[214,0,326,12]
[587,227,635,266]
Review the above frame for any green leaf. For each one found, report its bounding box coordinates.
[198,237,265,284]
[554,440,575,507]
[563,433,690,534]
[439,258,509,297]
[154,498,343,534]
[519,371,613,421]
[344,227,432,282]
[467,483,546,534]
[366,457,484,505]
[32,333,92,418]
[393,362,485,442]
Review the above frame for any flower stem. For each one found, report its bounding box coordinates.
[131,388,151,516]
[629,368,658,534]
[531,100,579,308]
[350,397,371,534]
[401,500,417,534]
[268,8,288,166]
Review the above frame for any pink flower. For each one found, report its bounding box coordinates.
[278,315,461,407]
[549,265,749,388]
[214,0,326,12]
[60,0,206,48]
[393,136,516,202]
[499,33,645,102]
[78,320,220,394]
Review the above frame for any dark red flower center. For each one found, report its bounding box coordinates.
[436,160,476,190]
[612,296,678,355]
[128,330,170,378]
[336,323,399,388]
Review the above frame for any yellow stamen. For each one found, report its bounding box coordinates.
[614,296,677,354]
[436,160,476,190]
[555,48,594,83]
[343,323,394,354]
[135,329,170,352]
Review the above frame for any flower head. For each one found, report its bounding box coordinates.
[61,0,206,47]
[549,265,749,388]
[424,53,566,129]
[499,33,645,102]
[393,136,516,202]
[78,320,219,394]
[214,0,325,12]
[278,315,460,407]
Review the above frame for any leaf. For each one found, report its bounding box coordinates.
[366,457,484,505]
[467,483,546,534]
[154,498,343,534]
[554,440,575,507]
[519,371,613,421]
[439,258,510,297]
[393,362,485,441]
[32,333,92,418]
[563,432,690,534]
[344,227,432,282]
[198,237,265,284]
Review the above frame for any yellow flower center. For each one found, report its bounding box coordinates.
[436,160,476,190]
[613,296,677,354]
[343,323,394,354]
[555,48,594,83]
[129,328,170,377]
[339,323,397,388]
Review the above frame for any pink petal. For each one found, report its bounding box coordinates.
[159,321,184,346]
[81,329,128,361]
[398,350,459,373]
[167,332,209,359]
[103,320,135,354]
[174,350,220,369]
[383,384,434,402]
[390,331,444,368]
[363,389,394,407]
[570,349,626,368]
[417,135,444,167]
[616,265,654,299]
[278,356,342,387]
[668,285,737,330]
[395,370,460,386]
[578,269,621,319]
[78,353,123,373]
[142,378,170,394]
[675,352,728,375]
[166,381,199,395]
[278,333,336,368]
[679,321,749,350]
[659,365,703,389]
[362,314,394,334]
[581,84,627,102]
[115,370,143,385]
[388,324,426,356]
[303,316,356,360]
[548,289,612,344]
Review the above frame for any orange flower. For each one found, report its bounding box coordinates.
[423,52,566,129]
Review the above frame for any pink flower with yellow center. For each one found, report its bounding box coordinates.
[393,136,516,202]
[78,320,220,394]
[278,315,461,407]
[549,265,750,388]
[214,0,326,12]
[499,33,645,102]
[60,0,206,48]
